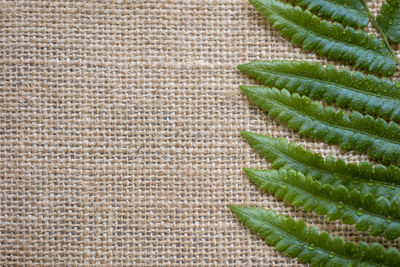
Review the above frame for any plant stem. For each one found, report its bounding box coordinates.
[362,0,400,66]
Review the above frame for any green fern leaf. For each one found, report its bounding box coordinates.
[240,85,400,164]
[230,205,400,266]
[249,0,396,76]
[244,168,400,240]
[238,60,400,123]
[292,0,369,28]
[377,0,400,43]
[241,131,400,201]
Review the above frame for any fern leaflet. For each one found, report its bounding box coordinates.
[292,0,369,28]
[240,85,400,164]
[249,0,396,76]
[244,168,400,240]
[238,60,400,123]
[231,205,400,266]
[241,131,400,201]
[377,0,400,43]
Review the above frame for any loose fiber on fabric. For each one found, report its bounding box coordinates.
[1,0,400,266]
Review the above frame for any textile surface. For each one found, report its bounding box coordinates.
[1,0,400,265]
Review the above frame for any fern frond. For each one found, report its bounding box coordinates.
[241,131,400,201]
[249,0,396,76]
[240,86,400,164]
[292,0,369,28]
[377,0,400,43]
[244,168,400,240]
[230,205,400,266]
[238,60,400,123]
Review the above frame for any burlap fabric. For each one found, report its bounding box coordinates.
[1,0,400,266]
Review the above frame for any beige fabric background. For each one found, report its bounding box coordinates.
[1,0,400,266]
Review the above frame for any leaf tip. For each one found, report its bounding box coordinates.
[242,167,252,173]
[241,131,264,146]
[229,204,246,215]
[239,85,250,94]
[240,130,253,139]
[237,62,252,72]
[243,167,258,178]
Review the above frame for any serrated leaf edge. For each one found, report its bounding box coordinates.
[293,0,369,28]
[244,167,400,240]
[240,85,400,164]
[249,0,396,76]
[241,130,400,201]
[231,205,400,266]
[238,60,400,122]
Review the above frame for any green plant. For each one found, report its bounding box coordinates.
[377,0,400,43]
[232,0,400,265]
[247,0,396,76]
[238,61,400,123]
[291,0,369,28]
[231,205,400,266]
[241,131,400,200]
[243,168,400,240]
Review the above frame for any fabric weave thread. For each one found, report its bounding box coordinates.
[1,0,399,265]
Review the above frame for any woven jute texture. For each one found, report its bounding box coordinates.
[1,0,400,266]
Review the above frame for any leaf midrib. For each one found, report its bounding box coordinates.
[255,171,400,225]
[248,89,400,147]
[253,136,398,188]
[251,67,400,102]
[243,209,382,267]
